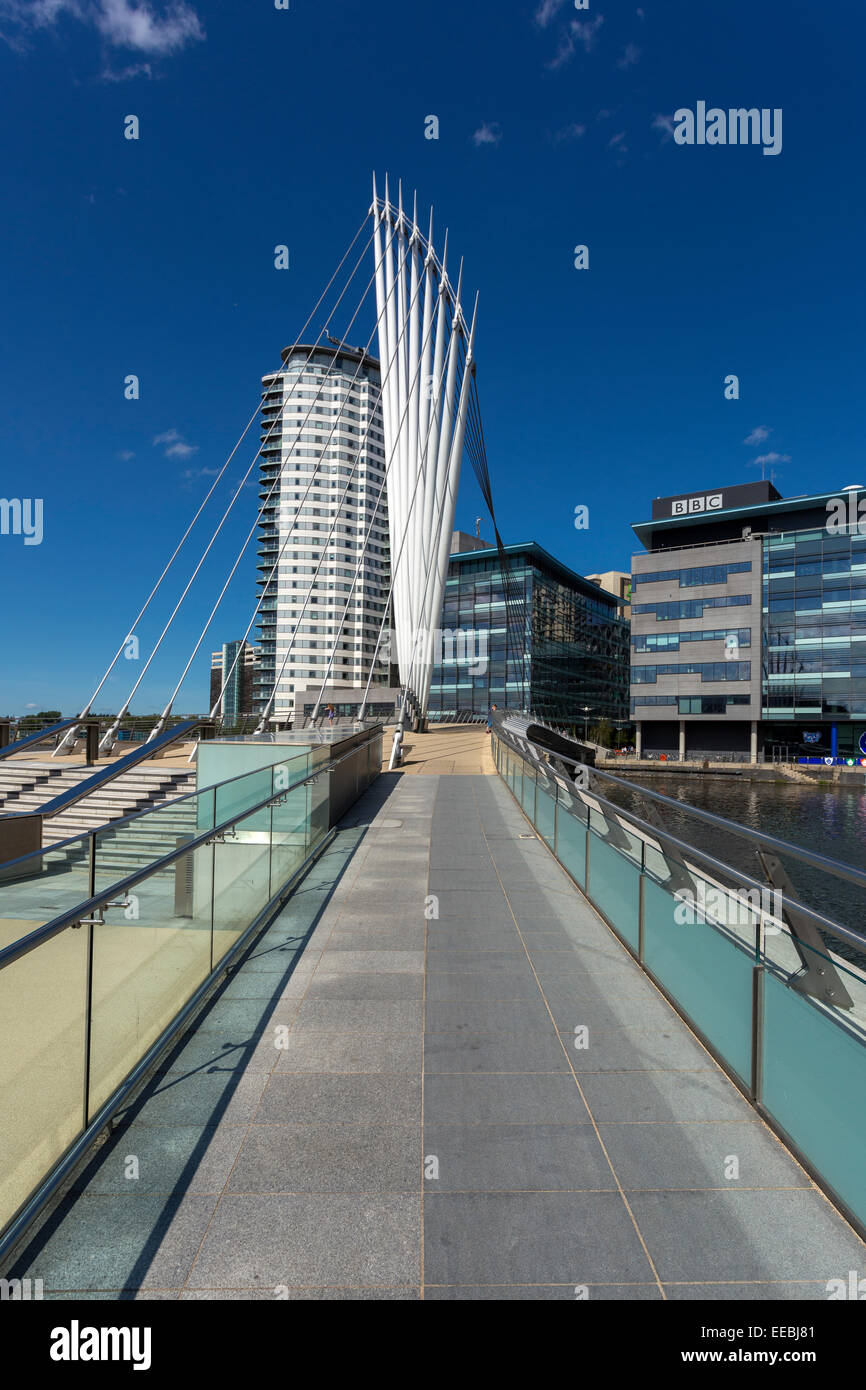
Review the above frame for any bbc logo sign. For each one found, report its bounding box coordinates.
[671,493,723,516]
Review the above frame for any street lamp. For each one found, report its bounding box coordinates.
[582,705,591,742]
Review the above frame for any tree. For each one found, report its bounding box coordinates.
[589,718,613,748]
[18,709,62,728]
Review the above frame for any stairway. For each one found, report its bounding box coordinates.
[0,763,92,813]
[71,796,201,878]
[0,762,198,861]
[772,762,818,785]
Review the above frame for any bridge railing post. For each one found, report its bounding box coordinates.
[638,839,646,964]
[83,719,100,766]
[751,913,765,1105]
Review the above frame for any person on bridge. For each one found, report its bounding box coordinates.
[486,704,497,734]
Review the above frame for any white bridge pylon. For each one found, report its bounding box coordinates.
[372,176,478,719]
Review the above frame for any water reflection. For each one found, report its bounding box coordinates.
[606,772,866,949]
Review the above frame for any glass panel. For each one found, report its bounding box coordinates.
[214,766,274,824]
[556,799,587,888]
[308,767,330,854]
[0,926,88,1232]
[93,788,213,898]
[0,836,93,946]
[535,783,556,847]
[520,766,536,815]
[643,877,754,1083]
[588,808,643,868]
[270,780,311,892]
[587,832,641,951]
[88,839,215,1114]
[211,803,273,967]
[762,969,866,1228]
[761,922,866,1035]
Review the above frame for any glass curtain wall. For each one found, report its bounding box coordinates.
[764,528,866,730]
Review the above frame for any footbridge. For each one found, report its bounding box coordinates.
[2,720,865,1300]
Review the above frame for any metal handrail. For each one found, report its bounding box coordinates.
[0,729,383,972]
[0,717,80,761]
[493,729,866,954]
[34,720,204,819]
[0,743,319,866]
[537,739,866,894]
[546,765,866,955]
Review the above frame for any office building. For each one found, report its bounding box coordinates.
[254,344,391,723]
[631,480,866,761]
[209,641,260,720]
[427,540,630,726]
[586,570,632,621]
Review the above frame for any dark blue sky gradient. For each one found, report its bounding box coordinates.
[1,0,864,712]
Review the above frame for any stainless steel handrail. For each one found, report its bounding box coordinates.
[493,728,866,953]
[545,766,866,954]
[4,743,319,866]
[0,729,383,972]
[540,740,866,893]
[35,720,201,818]
[0,717,79,761]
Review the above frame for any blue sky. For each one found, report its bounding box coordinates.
[1,0,864,714]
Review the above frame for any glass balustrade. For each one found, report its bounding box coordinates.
[492,729,866,1236]
[0,730,381,1248]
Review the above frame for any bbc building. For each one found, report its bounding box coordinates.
[631,480,866,763]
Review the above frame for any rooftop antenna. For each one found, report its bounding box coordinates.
[475,516,482,538]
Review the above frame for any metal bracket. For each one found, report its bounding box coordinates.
[209,827,239,845]
[77,898,131,927]
[632,794,698,898]
[756,849,854,1010]
[569,761,645,858]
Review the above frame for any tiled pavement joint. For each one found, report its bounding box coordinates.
[6,772,865,1299]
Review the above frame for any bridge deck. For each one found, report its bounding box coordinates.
[383,722,496,776]
[7,772,864,1299]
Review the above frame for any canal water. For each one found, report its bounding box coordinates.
[605,771,866,947]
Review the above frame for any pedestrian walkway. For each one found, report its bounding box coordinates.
[384,723,495,776]
[7,771,865,1298]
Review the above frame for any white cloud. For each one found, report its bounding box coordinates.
[617,42,640,68]
[0,0,203,57]
[572,14,604,49]
[751,452,790,468]
[744,426,771,446]
[548,14,604,69]
[534,0,567,27]
[550,122,587,143]
[117,449,135,461]
[180,465,218,486]
[608,131,627,148]
[472,121,502,147]
[100,59,153,80]
[154,428,198,459]
[96,0,202,54]
[651,112,675,141]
